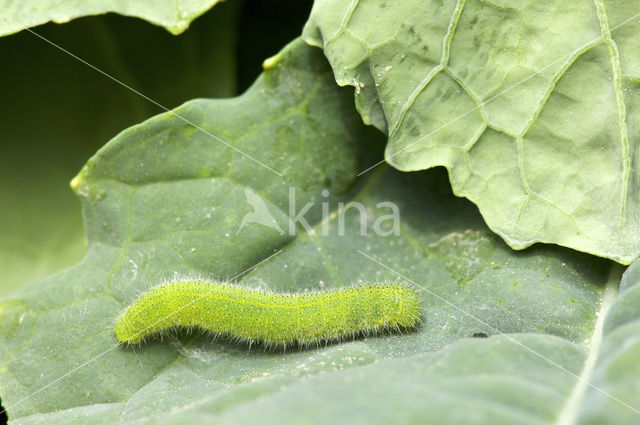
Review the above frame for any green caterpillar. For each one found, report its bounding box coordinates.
[114,282,421,347]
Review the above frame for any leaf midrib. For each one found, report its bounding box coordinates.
[553,263,621,425]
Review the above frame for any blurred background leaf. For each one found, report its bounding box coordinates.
[0,0,221,37]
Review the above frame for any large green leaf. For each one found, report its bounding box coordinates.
[0,0,221,36]
[0,5,239,298]
[1,39,638,424]
[302,0,640,265]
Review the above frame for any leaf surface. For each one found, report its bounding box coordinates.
[303,0,640,264]
[1,39,638,425]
